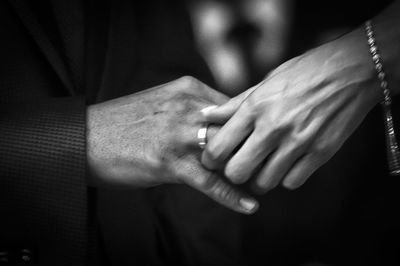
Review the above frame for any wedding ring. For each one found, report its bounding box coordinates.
[197,123,209,149]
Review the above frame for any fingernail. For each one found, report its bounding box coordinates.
[239,198,258,213]
[200,105,217,115]
[283,179,303,190]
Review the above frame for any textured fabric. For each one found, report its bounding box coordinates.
[0,98,88,265]
[0,0,92,264]
[0,0,243,265]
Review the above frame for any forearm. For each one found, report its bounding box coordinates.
[285,0,399,112]
[323,0,400,102]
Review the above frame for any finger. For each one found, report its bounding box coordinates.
[223,129,280,184]
[192,173,259,215]
[254,143,304,193]
[201,86,257,124]
[202,107,253,170]
[200,97,242,124]
[282,153,320,189]
[182,159,259,214]
[206,124,219,142]
[184,123,220,151]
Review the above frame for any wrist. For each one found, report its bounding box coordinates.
[86,104,104,187]
[324,26,383,108]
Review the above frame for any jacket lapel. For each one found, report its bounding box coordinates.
[49,0,85,94]
[7,0,77,96]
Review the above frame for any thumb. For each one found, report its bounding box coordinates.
[183,160,259,214]
[200,86,257,124]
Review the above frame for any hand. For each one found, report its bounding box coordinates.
[201,29,382,192]
[87,76,258,214]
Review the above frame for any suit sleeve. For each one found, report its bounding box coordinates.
[0,97,90,263]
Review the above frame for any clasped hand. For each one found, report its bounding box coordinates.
[87,76,258,214]
[87,31,382,214]
[201,35,380,194]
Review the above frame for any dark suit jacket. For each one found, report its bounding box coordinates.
[0,0,243,265]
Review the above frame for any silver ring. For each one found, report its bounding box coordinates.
[197,123,209,149]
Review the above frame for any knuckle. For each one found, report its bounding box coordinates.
[257,118,291,139]
[254,126,284,147]
[243,99,263,120]
[193,172,213,189]
[214,182,239,204]
[178,76,198,88]
[272,118,292,132]
[175,76,209,103]
[202,176,238,203]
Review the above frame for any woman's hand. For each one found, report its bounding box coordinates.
[201,28,382,192]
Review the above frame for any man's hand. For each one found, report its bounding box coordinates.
[87,76,258,214]
[201,28,383,193]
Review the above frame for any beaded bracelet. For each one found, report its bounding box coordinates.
[365,20,400,175]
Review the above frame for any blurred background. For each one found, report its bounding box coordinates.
[188,0,292,95]
[185,0,398,265]
[186,0,392,95]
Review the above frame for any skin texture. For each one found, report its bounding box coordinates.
[87,76,258,214]
[201,27,384,193]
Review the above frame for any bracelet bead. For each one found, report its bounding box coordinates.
[365,20,400,175]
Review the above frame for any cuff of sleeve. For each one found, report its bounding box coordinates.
[0,97,89,263]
